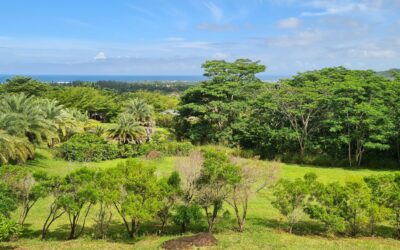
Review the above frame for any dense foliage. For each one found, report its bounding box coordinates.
[59,133,120,162]
[2,60,400,246]
[0,92,87,164]
[177,61,400,167]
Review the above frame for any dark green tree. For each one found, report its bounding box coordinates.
[177,59,265,144]
[3,76,50,97]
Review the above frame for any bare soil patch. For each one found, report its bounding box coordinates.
[161,233,217,250]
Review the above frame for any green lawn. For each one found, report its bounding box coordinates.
[1,150,400,250]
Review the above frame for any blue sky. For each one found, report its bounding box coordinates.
[0,0,399,75]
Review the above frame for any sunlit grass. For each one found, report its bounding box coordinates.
[1,150,400,250]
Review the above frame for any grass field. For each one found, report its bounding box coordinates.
[1,149,400,250]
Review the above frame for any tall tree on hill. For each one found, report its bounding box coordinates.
[176,59,265,145]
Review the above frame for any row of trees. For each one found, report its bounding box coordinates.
[177,60,400,167]
[0,148,278,241]
[273,173,400,237]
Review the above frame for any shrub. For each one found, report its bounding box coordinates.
[60,133,119,162]
[0,183,17,217]
[156,113,175,128]
[117,144,139,158]
[304,176,377,236]
[172,204,202,233]
[272,173,317,233]
[0,214,21,242]
[231,147,257,159]
[139,141,194,157]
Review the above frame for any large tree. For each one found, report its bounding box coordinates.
[2,76,50,97]
[177,59,265,145]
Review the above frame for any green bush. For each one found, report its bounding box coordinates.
[0,214,21,242]
[231,147,257,159]
[117,144,140,158]
[172,204,202,233]
[0,183,17,217]
[60,133,119,162]
[139,141,194,157]
[155,113,176,128]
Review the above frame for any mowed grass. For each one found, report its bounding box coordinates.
[1,150,400,250]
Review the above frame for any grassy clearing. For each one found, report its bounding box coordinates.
[1,151,400,250]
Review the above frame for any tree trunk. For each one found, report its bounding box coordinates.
[289,224,293,234]
[181,222,186,234]
[42,201,65,240]
[113,202,133,237]
[348,140,352,167]
[131,218,140,238]
[68,215,77,240]
[396,136,400,164]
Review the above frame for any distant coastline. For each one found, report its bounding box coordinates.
[0,74,287,83]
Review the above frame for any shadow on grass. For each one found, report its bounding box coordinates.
[250,217,399,239]
[250,218,325,236]
[23,220,208,245]
[0,246,19,250]
[18,216,400,245]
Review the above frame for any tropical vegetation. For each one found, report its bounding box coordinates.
[1,60,400,249]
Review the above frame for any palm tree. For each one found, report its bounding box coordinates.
[107,113,145,144]
[124,99,155,139]
[0,130,34,165]
[39,99,79,142]
[0,93,58,145]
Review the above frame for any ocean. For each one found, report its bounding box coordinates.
[0,74,286,83]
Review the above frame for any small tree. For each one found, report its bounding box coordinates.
[272,173,316,233]
[176,150,203,203]
[41,176,65,239]
[342,180,372,236]
[306,181,347,235]
[157,171,181,234]
[0,166,48,225]
[365,174,400,238]
[174,150,204,233]
[172,204,202,233]
[113,159,163,238]
[58,168,98,240]
[226,158,280,232]
[196,148,241,232]
[93,168,120,239]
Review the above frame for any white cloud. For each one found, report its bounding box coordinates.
[300,0,381,16]
[277,17,302,28]
[213,52,230,60]
[348,47,397,58]
[203,1,223,21]
[266,29,322,47]
[94,52,107,60]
